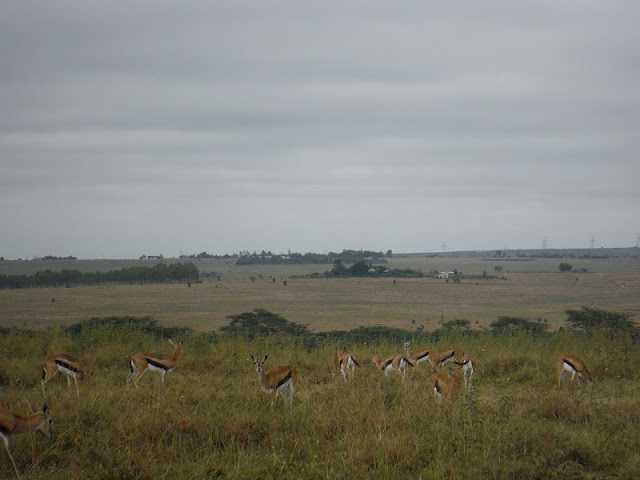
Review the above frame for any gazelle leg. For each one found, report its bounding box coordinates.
[2,436,21,480]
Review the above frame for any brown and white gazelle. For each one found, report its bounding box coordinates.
[0,401,53,479]
[331,347,347,376]
[42,354,91,397]
[430,347,464,372]
[127,339,184,388]
[249,353,298,407]
[454,355,475,391]
[368,346,414,382]
[431,369,462,402]
[557,354,592,386]
[337,348,359,382]
[403,341,433,369]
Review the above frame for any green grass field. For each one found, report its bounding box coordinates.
[1,329,639,479]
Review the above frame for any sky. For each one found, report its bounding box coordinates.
[1,1,639,259]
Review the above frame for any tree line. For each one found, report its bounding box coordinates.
[0,262,199,289]
[217,305,638,347]
[2,306,635,349]
[236,249,392,265]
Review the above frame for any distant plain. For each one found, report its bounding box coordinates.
[1,254,638,332]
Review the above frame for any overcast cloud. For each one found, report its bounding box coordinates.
[1,1,638,259]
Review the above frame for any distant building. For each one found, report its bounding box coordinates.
[437,271,456,279]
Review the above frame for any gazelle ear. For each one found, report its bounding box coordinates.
[42,402,49,416]
[263,354,269,362]
[249,353,255,361]
[168,339,175,346]
[25,397,36,413]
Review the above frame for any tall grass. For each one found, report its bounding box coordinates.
[1,328,639,479]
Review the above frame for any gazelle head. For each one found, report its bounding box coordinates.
[249,353,269,375]
[26,399,54,440]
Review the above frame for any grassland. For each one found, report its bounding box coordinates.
[1,328,640,479]
[1,255,639,478]
[1,256,639,332]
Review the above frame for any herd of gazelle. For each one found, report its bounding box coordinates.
[1,339,593,478]
[1,340,183,479]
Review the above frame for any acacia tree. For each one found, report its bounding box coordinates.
[489,316,548,336]
[442,319,471,331]
[220,308,310,339]
[564,306,636,332]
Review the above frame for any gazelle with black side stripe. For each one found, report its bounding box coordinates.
[557,354,592,386]
[249,353,297,407]
[332,346,359,382]
[338,349,359,382]
[431,368,462,402]
[127,339,184,388]
[403,341,433,370]
[42,354,92,397]
[367,345,413,382]
[430,347,464,372]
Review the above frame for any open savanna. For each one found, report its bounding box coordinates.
[1,327,640,479]
[1,256,639,332]
[1,255,640,479]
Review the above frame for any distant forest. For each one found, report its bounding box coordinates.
[235,249,393,265]
[0,263,199,289]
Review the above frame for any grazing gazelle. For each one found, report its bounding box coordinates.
[454,355,475,391]
[431,369,462,402]
[41,354,92,397]
[367,345,414,382]
[337,349,359,382]
[0,401,53,479]
[127,339,184,388]
[557,354,592,386]
[430,347,464,372]
[403,341,433,369]
[249,353,298,407]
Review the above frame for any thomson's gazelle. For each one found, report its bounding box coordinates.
[368,346,414,382]
[42,354,92,397]
[454,356,475,391]
[431,369,462,402]
[249,353,298,407]
[0,401,53,479]
[430,347,464,372]
[403,341,433,369]
[331,347,347,376]
[556,354,592,386]
[338,350,359,382]
[127,339,184,388]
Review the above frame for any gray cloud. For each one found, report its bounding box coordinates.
[1,1,639,258]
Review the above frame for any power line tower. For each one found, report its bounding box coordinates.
[590,236,595,249]
[542,236,549,249]
[441,241,447,252]
[636,233,640,248]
